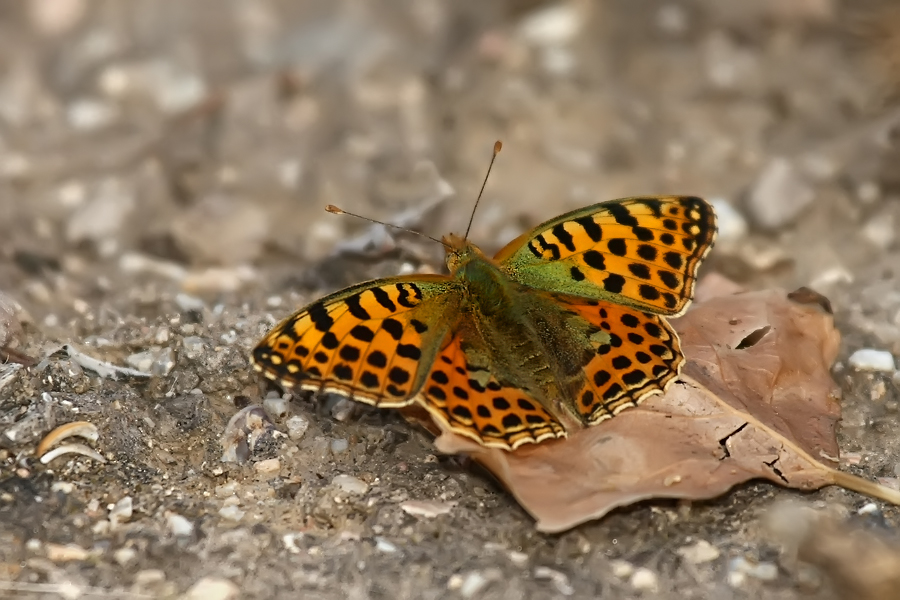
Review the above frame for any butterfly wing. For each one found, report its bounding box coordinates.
[494,196,716,316]
[550,293,683,424]
[413,331,567,450]
[252,276,460,407]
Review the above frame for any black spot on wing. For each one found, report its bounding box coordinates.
[604,273,625,293]
[658,270,680,289]
[583,250,606,270]
[637,244,657,261]
[345,294,371,320]
[663,251,683,269]
[575,216,603,242]
[607,239,627,256]
[628,263,651,280]
[308,303,333,332]
[367,351,387,368]
[381,318,403,341]
[371,286,397,311]
[552,223,576,252]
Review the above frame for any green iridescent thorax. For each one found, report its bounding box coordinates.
[447,240,594,400]
[447,242,512,318]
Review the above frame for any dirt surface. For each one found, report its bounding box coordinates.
[2,1,900,598]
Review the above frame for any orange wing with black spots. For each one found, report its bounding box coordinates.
[552,294,683,424]
[251,276,459,407]
[495,196,717,316]
[414,333,566,449]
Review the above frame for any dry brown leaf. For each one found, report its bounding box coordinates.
[429,286,900,533]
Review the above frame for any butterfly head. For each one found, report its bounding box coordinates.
[442,232,488,273]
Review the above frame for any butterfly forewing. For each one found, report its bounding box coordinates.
[252,276,458,407]
[495,196,717,316]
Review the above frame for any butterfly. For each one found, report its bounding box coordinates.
[251,195,716,450]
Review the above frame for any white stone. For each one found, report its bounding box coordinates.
[862,212,895,249]
[710,198,748,243]
[263,395,289,418]
[167,513,194,537]
[254,458,281,474]
[333,474,368,495]
[218,504,245,522]
[534,566,574,595]
[610,559,634,579]
[858,502,880,515]
[109,496,132,528]
[375,537,398,553]
[67,98,118,131]
[183,577,239,600]
[629,568,658,592]
[285,415,309,440]
[676,539,721,564]
[848,349,896,372]
[518,3,582,47]
[459,571,489,598]
[113,547,137,566]
[400,500,455,518]
[746,157,815,230]
[330,438,349,454]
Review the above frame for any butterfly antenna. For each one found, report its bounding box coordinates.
[464,140,502,241]
[325,205,453,250]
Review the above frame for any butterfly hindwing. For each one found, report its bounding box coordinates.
[494,196,716,316]
[252,276,459,407]
[552,294,683,424]
[414,332,566,449]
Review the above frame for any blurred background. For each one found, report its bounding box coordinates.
[0,0,899,301]
[2,1,900,598]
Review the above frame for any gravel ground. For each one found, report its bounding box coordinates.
[2,1,900,599]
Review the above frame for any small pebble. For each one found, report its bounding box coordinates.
[534,566,574,596]
[181,336,208,360]
[285,415,309,440]
[67,98,118,131]
[330,438,349,454]
[610,560,634,579]
[709,198,747,243]
[218,505,245,522]
[175,293,205,312]
[133,569,166,587]
[728,557,779,584]
[629,568,658,593]
[518,3,581,47]
[333,474,368,495]
[676,540,721,564]
[255,457,281,474]
[459,571,489,598]
[51,481,75,494]
[151,348,176,377]
[400,500,455,518]
[46,543,90,562]
[183,577,239,600]
[263,393,289,418]
[375,537,398,553]
[109,496,133,527]
[746,157,814,231]
[126,350,156,372]
[114,547,137,566]
[167,513,194,537]
[862,212,895,249]
[848,349,896,372]
[858,502,880,515]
